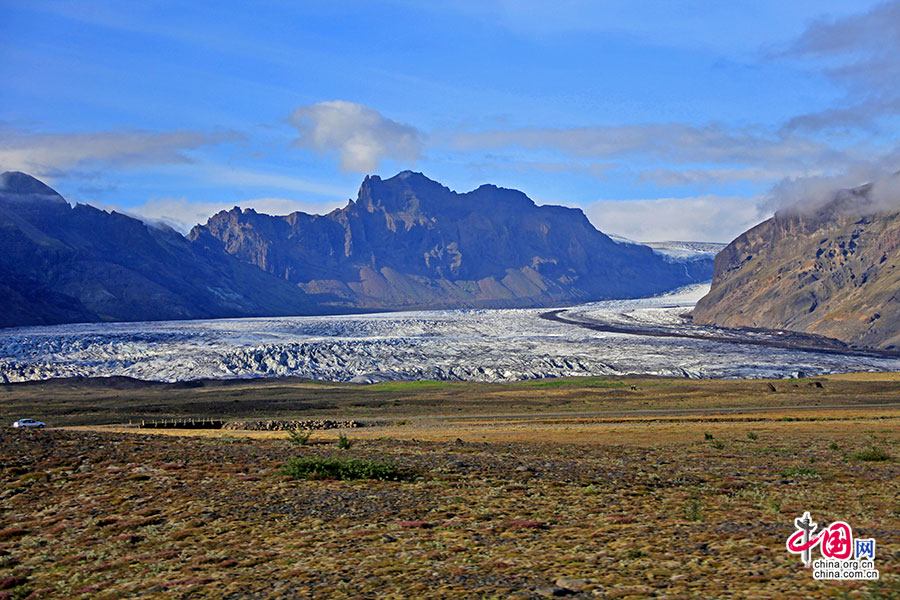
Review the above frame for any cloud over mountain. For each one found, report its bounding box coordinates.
[0,125,239,177]
[290,101,422,172]
[585,195,768,243]
[452,123,835,169]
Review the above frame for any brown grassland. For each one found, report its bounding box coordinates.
[1,373,899,598]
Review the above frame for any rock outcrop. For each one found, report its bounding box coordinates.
[693,180,900,350]
[191,171,712,311]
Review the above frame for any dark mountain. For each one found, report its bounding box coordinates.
[1,170,713,329]
[0,172,324,328]
[693,179,900,350]
[190,171,713,311]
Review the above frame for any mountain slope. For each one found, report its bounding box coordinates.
[1,170,714,329]
[692,182,900,350]
[0,172,326,328]
[190,171,713,310]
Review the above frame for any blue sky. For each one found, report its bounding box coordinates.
[2,0,899,241]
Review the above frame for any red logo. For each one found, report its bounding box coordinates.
[786,512,854,565]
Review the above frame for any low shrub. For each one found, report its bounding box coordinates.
[281,457,405,481]
[683,497,703,521]
[337,432,353,450]
[851,446,892,462]
[287,429,311,446]
[780,466,821,478]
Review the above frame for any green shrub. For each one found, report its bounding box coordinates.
[288,428,311,446]
[747,432,758,440]
[281,457,404,481]
[710,439,725,450]
[683,497,703,522]
[829,441,840,451]
[337,432,353,450]
[851,446,892,462]
[704,432,714,440]
[780,466,821,478]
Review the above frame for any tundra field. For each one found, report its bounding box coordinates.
[2,373,899,599]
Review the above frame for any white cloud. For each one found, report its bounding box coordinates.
[778,1,900,132]
[452,123,842,172]
[782,97,900,134]
[784,1,900,59]
[0,126,239,177]
[290,101,422,173]
[870,172,900,212]
[584,195,770,243]
[200,165,350,197]
[95,196,347,234]
[638,166,811,187]
[446,2,900,196]
[764,167,900,218]
[760,144,900,214]
[513,160,615,178]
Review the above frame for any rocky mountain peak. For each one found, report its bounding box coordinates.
[470,183,537,211]
[0,171,68,205]
[357,170,454,214]
[356,170,543,218]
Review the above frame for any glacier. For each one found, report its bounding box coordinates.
[1,284,898,383]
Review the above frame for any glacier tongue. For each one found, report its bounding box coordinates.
[1,285,898,383]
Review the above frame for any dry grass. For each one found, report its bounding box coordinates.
[3,422,897,599]
[1,374,899,598]
[4,371,900,428]
[69,406,900,447]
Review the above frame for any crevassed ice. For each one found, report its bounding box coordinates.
[1,284,898,383]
